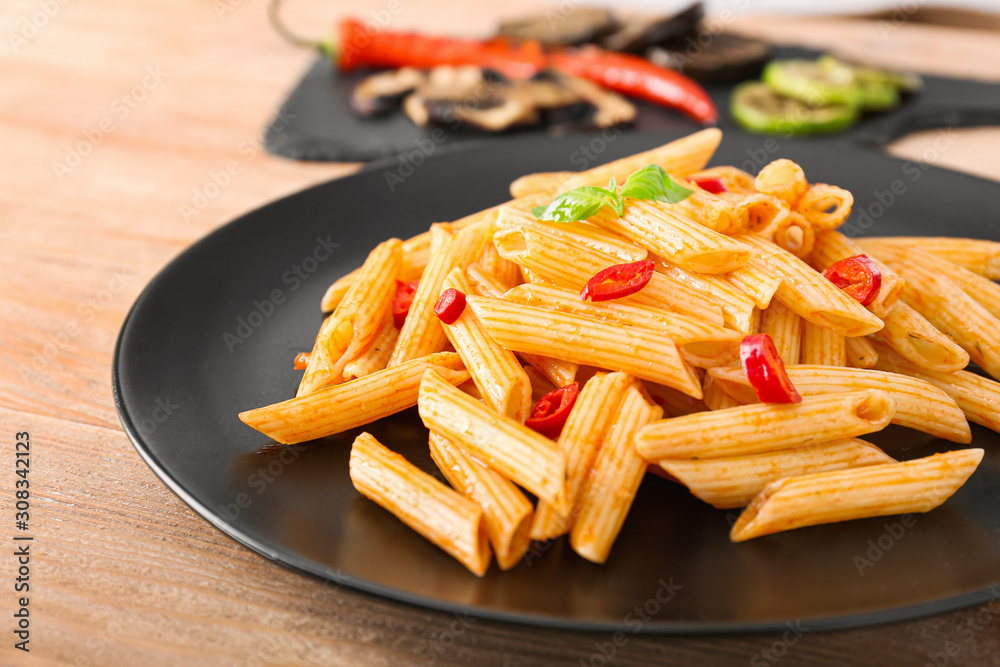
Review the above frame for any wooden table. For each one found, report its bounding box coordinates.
[3,1,999,664]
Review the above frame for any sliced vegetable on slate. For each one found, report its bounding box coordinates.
[498,7,618,46]
[731,81,859,136]
[647,32,772,84]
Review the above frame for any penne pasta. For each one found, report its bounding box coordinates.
[872,300,969,373]
[754,159,809,206]
[635,389,896,460]
[689,165,756,194]
[418,369,569,511]
[492,223,725,325]
[440,268,532,421]
[653,260,757,332]
[532,372,632,540]
[727,192,790,237]
[726,259,783,310]
[800,320,846,367]
[388,221,491,367]
[350,432,491,575]
[809,230,903,318]
[642,381,707,417]
[736,234,884,336]
[845,336,878,369]
[240,353,469,444]
[873,342,1000,433]
[794,183,853,230]
[502,283,741,368]
[860,237,1000,279]
[590,200,753,274]
[342,310,398,381]
[760,298,801,365]
[708,365,971,443]
[673,189,741,234]
[770,211,815,259]
[468,295,703,397]
[730,449,984,541]
[703,375,741,410]
[497,208,648,263]
[299,238,402,395]
[661,438,895,509]
[555,128,722,194]
[322,234,427,312]
[509,170,573,198]
[571,383,663,563]
[428,432,533,570]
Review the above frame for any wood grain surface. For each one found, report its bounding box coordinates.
[2,1,999,665]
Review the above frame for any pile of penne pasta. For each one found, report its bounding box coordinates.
[240,128,995,576]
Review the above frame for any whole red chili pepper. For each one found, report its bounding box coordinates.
[525,382,579,439]
[823,255,882,306]
[740,333,801,404]
[269,2,718,125]
[580,259,655,302]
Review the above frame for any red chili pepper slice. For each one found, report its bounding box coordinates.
[293,352,311,370]
[434,288,467,324]
[580,259,655,302]
[823,254,882,306]
[693,177,729,194]
[392,280,420,329]
[740,334,801,404]
[525,382,580,439]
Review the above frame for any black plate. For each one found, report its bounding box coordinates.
[264,46,1000,162]
[114,131,1000,633]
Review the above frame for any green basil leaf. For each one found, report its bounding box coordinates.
[532,186,618,222]
[620,164,693,204]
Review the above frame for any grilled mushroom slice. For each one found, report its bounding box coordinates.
[600,2,703,53]
[647,32,772,84]
[498,7,618,46]
[555,74,636,128]
[350,67,425,117]
[404,66,539,132]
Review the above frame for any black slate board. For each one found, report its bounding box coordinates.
[264,46,1000,162]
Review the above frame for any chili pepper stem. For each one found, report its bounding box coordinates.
[268,0,337,59]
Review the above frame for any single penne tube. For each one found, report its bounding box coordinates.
[735,234,883,336]
[240,353,469,444]
[441,268,532,421]
[725,192,790,237]
[350,432,492,576]
[857,240,1000,321]
[428,432,533,571]
[860,237,1000,279]
[388,221,491,367]
[729,449,984,542]
[590,200,753,274]
[673,189,741,234]
[654,260,757,332]
[322,234,428,312]
[635,389,896,460]
[532,372,633,540]
[793,183,853,230]
[477,240,522,290]
[571,383,663,564]
[760,298,801,365]
[555,128,722,194]
[492,224,724,325]
[888,258,1000,379]
[299,238,402,395]
[466,264,578,387]
[800,320,846,367]
[708,365,971,443]
[845,336,878,369]
[501,283,741,367]
[497,208,648,262]
[429,222,453,254]
[342,310,398,381]
[726,259,783,309]
[754,159,809,206]
[872,300,970,373]
[418,369,568,511]
[468,296,703,397]
[873,342,1000,433]
[509,170,573,198]
[809,230,903,318]
[770,211,815,259]
[661,438,895,509]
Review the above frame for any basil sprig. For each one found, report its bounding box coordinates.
[531,165,693,223]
